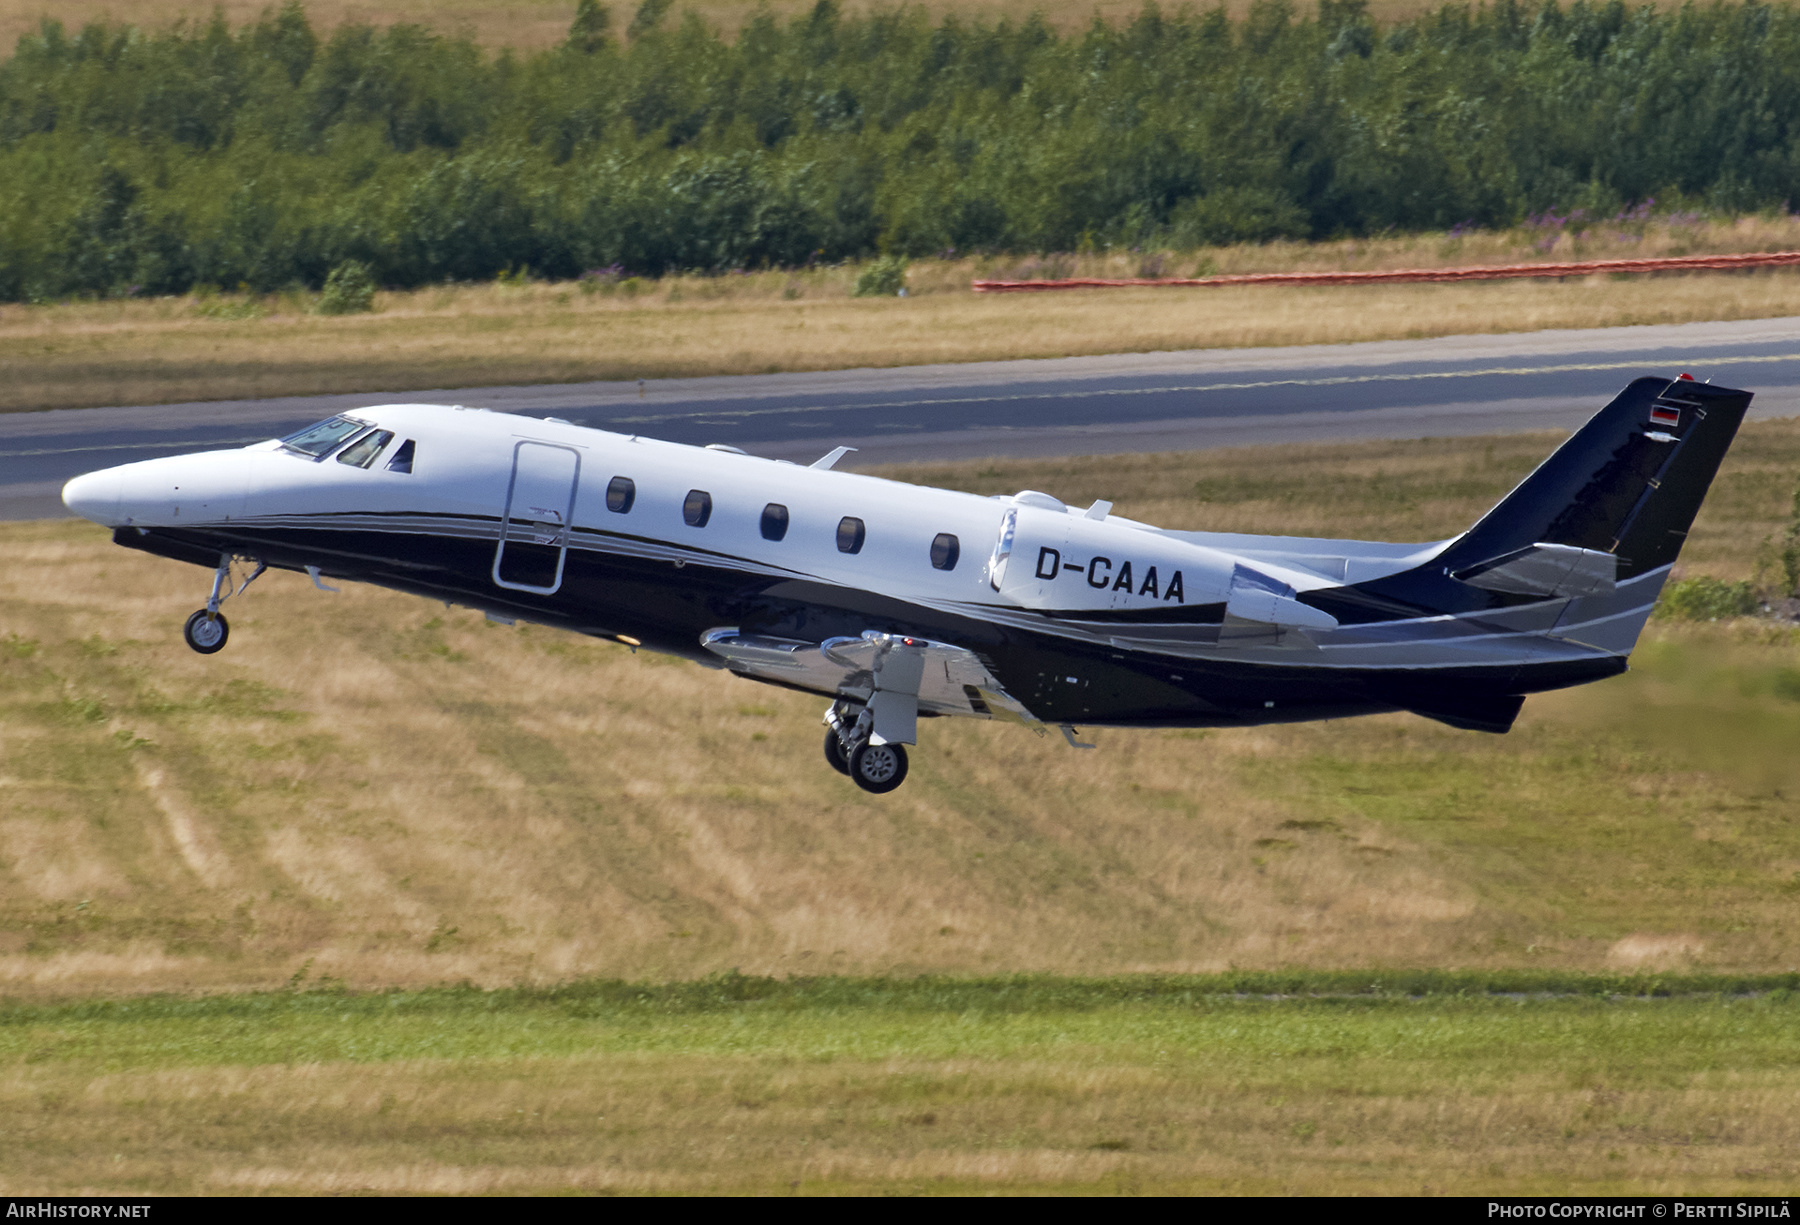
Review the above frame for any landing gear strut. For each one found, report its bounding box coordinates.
[824,700,910,794]
[183,553,264,655]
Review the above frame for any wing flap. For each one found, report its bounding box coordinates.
[700,628,1037,724]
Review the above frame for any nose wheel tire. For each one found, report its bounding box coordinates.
[183,610,229,654]
[823,729,850,776]
[848,741,908,794]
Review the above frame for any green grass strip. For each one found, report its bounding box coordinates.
[5,969,1798,1026]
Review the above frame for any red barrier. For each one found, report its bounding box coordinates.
[970,249,1800,292]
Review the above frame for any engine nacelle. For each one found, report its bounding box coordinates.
[985,501,1235,614]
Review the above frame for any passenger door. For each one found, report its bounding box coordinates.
[493,441,581,594]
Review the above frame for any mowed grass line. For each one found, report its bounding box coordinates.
[13,215,1800,412]
[2,979,1797,1194]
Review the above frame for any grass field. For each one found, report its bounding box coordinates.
[6,424,1800,1195]
[10,215,1800,413]
[2,976,1797,1194]
[5,424,1800,1003]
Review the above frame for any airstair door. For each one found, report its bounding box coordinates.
[493,441,581,594]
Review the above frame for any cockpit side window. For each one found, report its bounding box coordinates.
[280,416,371,460]
[337,430,395,469]
[987,508,1016,591]
[386,439,416,473]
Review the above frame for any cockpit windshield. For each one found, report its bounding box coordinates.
[280,416,371,459]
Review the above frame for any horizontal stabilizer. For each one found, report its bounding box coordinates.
[1451,542,1617,598]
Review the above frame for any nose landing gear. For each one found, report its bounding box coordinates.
[183,553,265,655]
[183,608,229,654]
[824,701,910,794]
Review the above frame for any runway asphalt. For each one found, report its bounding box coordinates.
[7,316,1800,519]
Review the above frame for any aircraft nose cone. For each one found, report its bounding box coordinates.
[62,468,123,526]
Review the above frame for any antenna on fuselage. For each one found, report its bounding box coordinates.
[810,446,857,470]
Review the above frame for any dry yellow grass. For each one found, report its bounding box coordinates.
[0,0,1457,55]
[4,425,1800,1002]
[994,212,1800,278]
[0,521,1484,994]
[12,219,1800,412]
[5,427,1800,1196]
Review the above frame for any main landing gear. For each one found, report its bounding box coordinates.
[182,553,265,655]
[824,701,910,794]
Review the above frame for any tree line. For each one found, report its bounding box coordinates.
[4,0,1800,300]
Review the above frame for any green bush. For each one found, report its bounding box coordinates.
[853,256,908,298]
[316,261,376,315]
[1656,577,1762,622]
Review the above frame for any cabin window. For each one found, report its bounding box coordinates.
[930,532,960,571]
[684,489,712,527]
[606,476,636,514]
[760,503,790,541]
[336,430,394,469]
[836,516,865,554]
[280,416,370,460]
[385,439,416,473]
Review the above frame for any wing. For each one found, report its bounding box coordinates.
[700,627,1038,741]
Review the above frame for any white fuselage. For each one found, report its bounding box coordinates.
[63,403,1356,621]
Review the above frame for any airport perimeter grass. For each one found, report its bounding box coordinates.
[9,216,1800,412]
[3,974,1799,1194]
[6,421,1800,1003]
[7,426,1800,1194]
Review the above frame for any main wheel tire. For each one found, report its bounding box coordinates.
[823,728,850,776]
[848,741,908,794]
[182,609,229,654]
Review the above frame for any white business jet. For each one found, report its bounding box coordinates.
[62,376,1747,793]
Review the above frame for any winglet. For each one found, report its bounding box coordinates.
[810,446,857,470]
[1059,723,1096,749]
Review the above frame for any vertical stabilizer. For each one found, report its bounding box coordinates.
[1436,376,1750,580]
[1335,376,1752,728]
